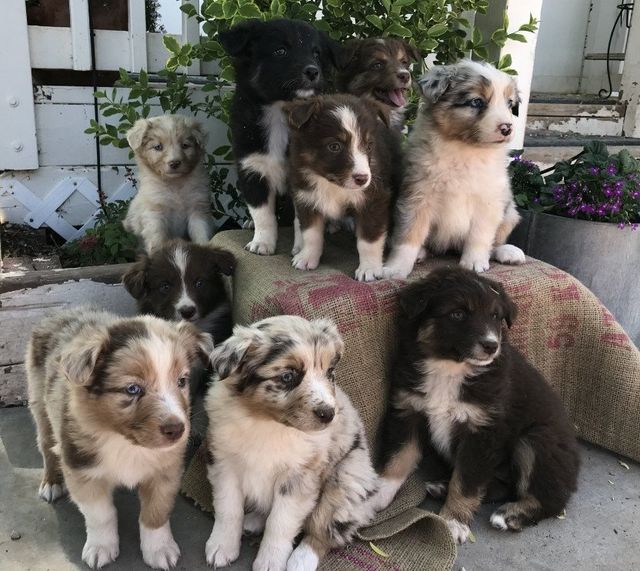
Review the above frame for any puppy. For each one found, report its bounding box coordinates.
[384,60,526,278]
[204,316,378,571]
[286,95,395,281]
[26,306,213,569]
[124,114,214,254]
[122,239,235,346]
[336,38,421,128]
[373,268,580,543]
[219,18,340,256]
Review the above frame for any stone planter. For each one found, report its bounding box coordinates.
[509,210,640,346]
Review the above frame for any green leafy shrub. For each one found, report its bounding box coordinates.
[61,200,138,267]
[86,1,538,227]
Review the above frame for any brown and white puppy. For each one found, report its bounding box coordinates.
[124,114,214,254]
[373,268,580,543]
[204,316,379,571]
[384,60,526,279]
[336,38,421,128]
[26,307,213,569]
[286,94,396,281]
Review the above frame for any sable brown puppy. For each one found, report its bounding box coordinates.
[336,37,421,128]
[372,268,580,543]
[286,94,396,281]
[26,307,213,569]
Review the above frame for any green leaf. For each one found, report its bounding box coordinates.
[102,107,120,117]
[369,542,390,558]
[508,33,527,43]
[472,27,482,45]
[503,10,509,30]
[419,38,439,52]
[366,15,384,30]
[393,0,416,8]
[222,0,237,18]
[163,35,181,55]
[498,53,512,69]
[427,22,448,37]
[381,0,391,13]
[491,29,508,46]
[94,90,106,99]
[238,3,263,18]
[179,2,198,18]
[385,22,412,38]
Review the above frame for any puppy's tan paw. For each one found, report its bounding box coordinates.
[38,481,67,503]
[444,518,471,544]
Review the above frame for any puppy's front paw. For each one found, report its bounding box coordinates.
[291,244,302,256]
[287,543,319,571]
[292,250,320,271]
[38,480,67,503]
[444,518,471,544]
[459,254,490,273]
[416,246,428,264]
[205,527,240,568]
[425,481,448,499]
[82,536,120,569]
[381,265,410,280]
[493,244,525,265]
[253,543,291,571]
[354,264,383,282]
[490,503,530,532]
[140,522,180,570]
[245,240,276,256]
[243,511,266,535]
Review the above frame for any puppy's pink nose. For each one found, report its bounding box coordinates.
[352,173,369,187]
[161,421,185,442]
[498,123,512,137]
[168,160,182,170]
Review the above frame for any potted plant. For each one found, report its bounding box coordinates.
[508,141,640,345]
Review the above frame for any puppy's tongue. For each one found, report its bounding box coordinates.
[388,89,406,107]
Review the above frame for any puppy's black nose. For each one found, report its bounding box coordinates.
[313,405,335,424]
[169,160,182,169]
[179,305,196,319]
[303,65,320,82]
[352,173,369,187]
[498,123,512,136]
[480,340,499,355]
[397,70,411,84]
[161,421,185,442]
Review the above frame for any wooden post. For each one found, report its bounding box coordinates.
[69,0,91,70]
[128,0,148,72]
[182,0,201,75]
[621,3,640,138]
[475,0,544,150]
[0,0,38,169]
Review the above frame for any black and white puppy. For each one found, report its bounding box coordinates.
[373,267,580,543]
[219,18,340,256]
[204,316,378,571]
[122,239,235,345]
[286,94,396,281]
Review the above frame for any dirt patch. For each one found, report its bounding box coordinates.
[0,223,62,259]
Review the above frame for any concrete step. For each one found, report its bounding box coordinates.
[522,134,640,166]
[527,94,626,138]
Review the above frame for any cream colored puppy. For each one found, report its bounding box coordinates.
[384,60,525,278]
[124,115,214,254]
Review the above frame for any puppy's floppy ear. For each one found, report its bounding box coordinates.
[320,31,345,69]
[487,279,518,328]
[398,281,434,320]
[126,118,149,151]
[370,99,392,127]
[185,118,208,148]
[218,19,260,58]
[207,247,236,276]
[512,91,521,117]
[312,318,344,360]
[333,38,360,70]
[417,65,455,103]
[177,321,215,366]
[286,98,321,129]
[59,329,109,386]
[210,325,264,379]
[402,40,422,63]
[122,255,149,300]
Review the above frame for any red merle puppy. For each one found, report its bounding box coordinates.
[285,94,397,281]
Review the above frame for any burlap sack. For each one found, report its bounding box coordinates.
[181,227,640,570]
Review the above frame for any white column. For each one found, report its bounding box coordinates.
[182,0,201,75]
[69,0,92,70]
[621,2,640,138]
[128,0,148,72]
[0,0,38,169]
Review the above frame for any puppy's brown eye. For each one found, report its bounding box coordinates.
[177,376,188,388]
[449,310,466,321]
[492,312,500,320]
[370,61,384,70]
[159,282,170,293]
[328,142,342,153]
[181,142,191,149]
[273,48,287,57]
[365,141,373,152]
[125,383,143,396]
[194,278,204,288]
[153,143,163,151]
[280,370,298,384]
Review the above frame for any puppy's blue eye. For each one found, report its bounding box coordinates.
[177,376,188,388]
[449,310,466,321]
[468,98,485,109]
[126,384,142,396]
[153,143,163,151]
[273,48,287,57]
[328,142,342,153]
[194,279,204,288]
[280,370,298,384]
[159,282,170,293]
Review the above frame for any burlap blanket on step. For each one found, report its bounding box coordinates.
[182,227,640,570]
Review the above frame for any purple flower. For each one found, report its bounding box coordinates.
[606,164,618,176]
[588,166,600,176]
[618,222,626,229]
[633,224,639,231]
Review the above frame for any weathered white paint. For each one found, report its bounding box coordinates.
[128,0,148,71]
[621,3,640,138]
[182,0,201,75]
[1,1,38,170]
[69,0,91,70]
